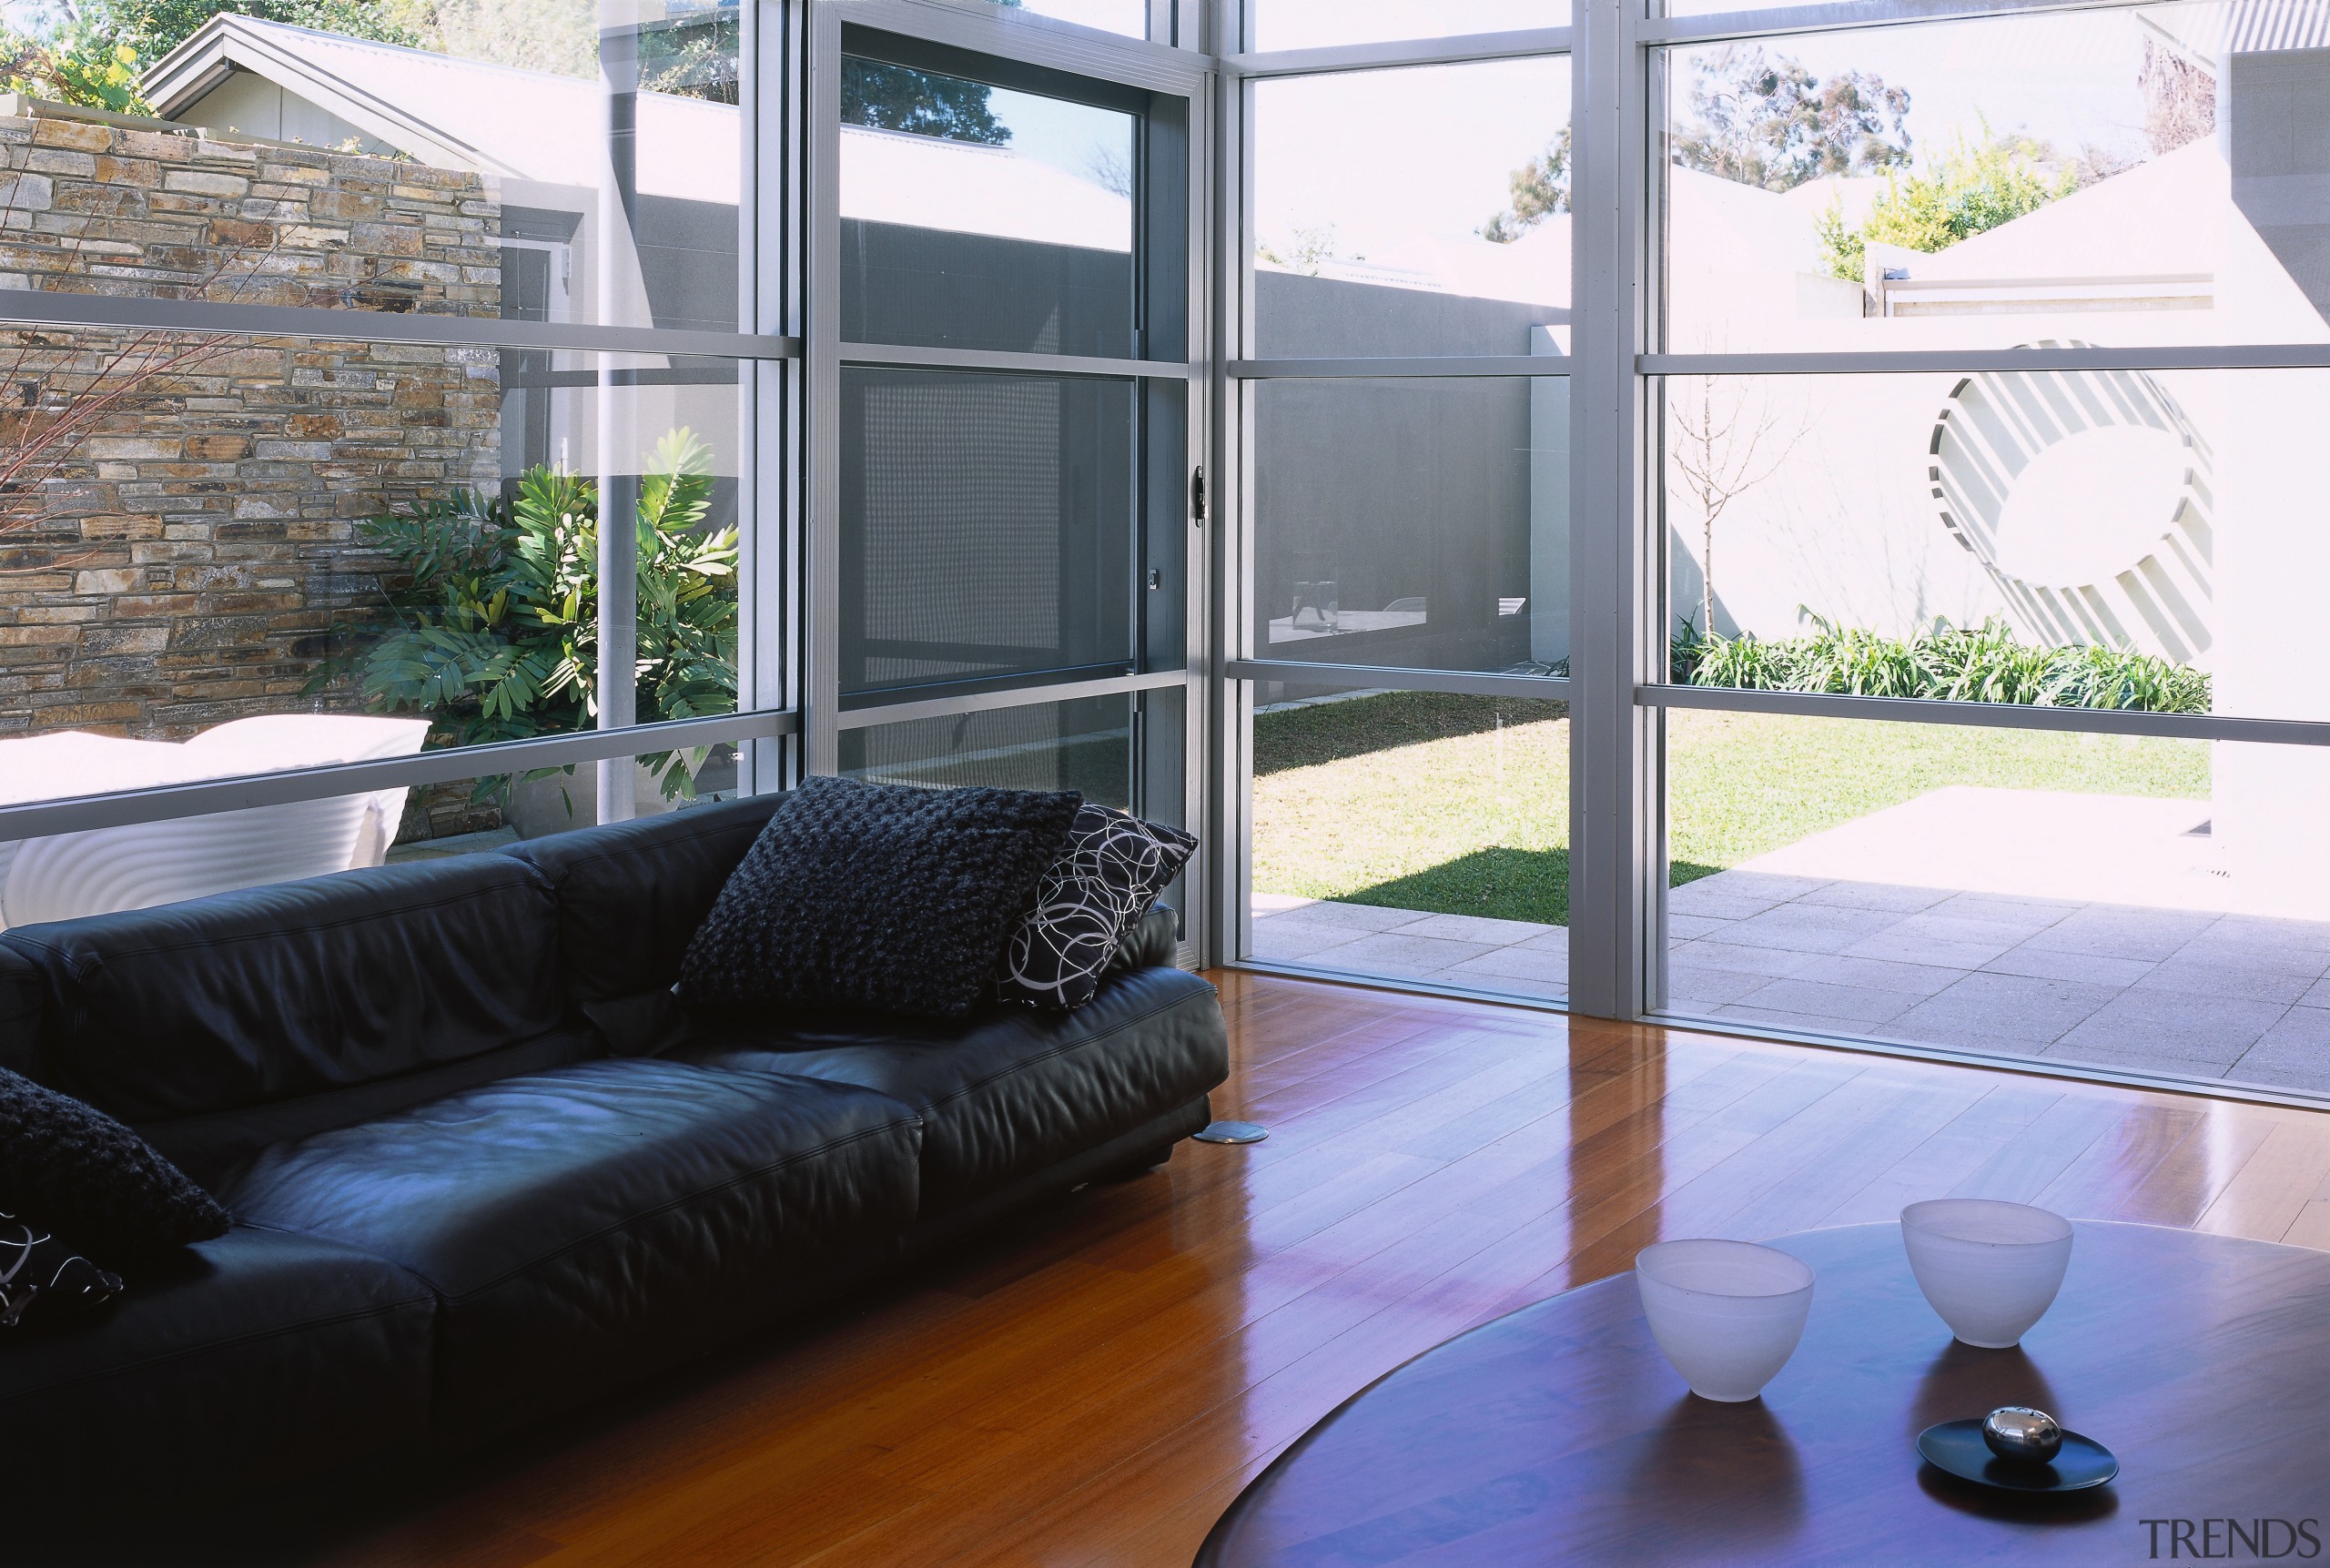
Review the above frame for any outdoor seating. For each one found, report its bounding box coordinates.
[0,716,428,929]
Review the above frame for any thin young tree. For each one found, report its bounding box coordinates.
[1666,370,1807,639]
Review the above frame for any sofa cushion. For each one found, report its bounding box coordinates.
[995,808,1198,1012]
[0,1225,433,1499]
[0,1067,228,1263]
[501,794,783,1051]
[0,1210,123,1328]
[0,856,564,1122]
[679,776,1084,1019]
[218,1058,923,1435]
[675,966,1229,1215]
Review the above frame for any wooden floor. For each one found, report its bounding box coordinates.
[306,972,2330,1567]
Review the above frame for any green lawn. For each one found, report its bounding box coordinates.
[1252,692,2210,927]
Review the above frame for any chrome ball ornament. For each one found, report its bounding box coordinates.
[1981,1406,2064,1465]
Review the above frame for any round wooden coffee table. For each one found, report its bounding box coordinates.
[1197,1222,2330,1565]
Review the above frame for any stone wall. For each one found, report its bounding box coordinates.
[0,107,501,740]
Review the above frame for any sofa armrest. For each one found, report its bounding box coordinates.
[1107,905,1180,976]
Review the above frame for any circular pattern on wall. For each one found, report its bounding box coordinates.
[1928,341,2213,663]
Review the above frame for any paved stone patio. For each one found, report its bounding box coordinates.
[1251,786,2330,1097]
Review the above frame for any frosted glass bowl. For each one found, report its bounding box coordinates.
[1900,1199,2074,1350]
[1636,1239,1816,1403]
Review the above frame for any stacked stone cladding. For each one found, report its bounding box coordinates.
[0,108,501,741]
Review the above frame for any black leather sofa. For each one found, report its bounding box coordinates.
[0,793,1228,1498]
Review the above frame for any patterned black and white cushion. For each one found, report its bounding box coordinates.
[996,806,1197,1010]
[0,1211,124,1329]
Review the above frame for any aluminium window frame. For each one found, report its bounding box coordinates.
[806,0,1214,961]
[1,0,807,851]
[1211,0,2330,1112]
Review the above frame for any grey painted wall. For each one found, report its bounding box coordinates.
[1252,271,1570,679]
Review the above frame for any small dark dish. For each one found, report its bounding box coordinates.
[1917,1419,2119,1492]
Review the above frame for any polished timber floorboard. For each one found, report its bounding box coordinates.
[303,973,2330,1568]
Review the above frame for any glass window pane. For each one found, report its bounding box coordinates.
[1252,60,1570,357]
[1660,4,2330,354]
[0,719,749,930]
[840,367,1137,700]
[1250,1,1564,52]
[1250,687,1568,1002]
[1255,378,1565,675]
[982,0,1147,35]
[1663,712,2330,1095]
[0,2,748,332]
[840,694,1137,805]
[388,739,746,862]
[0,327,744,867]
[1655,369,2330,724]
[842,56,1138,357]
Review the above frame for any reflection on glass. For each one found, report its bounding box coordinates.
[842,56,1137,357]
[0,329,742,869]
[1655,368,2330,725]
[1255,379,1566,674]
[0,738,742,931]
[0,0,745,330]
[1252,60,1569,356]
[840,695,1140,807]
[1249,688,1568,1001]
[840,367,1136,698]
[1250,0,1563,51]
[1660,5,2330,354]
[1661,712,2330,1096]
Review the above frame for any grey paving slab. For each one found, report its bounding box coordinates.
[1890,971,2123,1046]
[1302,930,1501,977]
[1666,965,1772,1008]
[2042,1038,2239,1078]
[1256,900,1423,934]
[2021,907,2221,962]
[1794,882,1958,915]
[1445,942,1569,984]
[2132,953,2330,1007]
[1980,944,2158,989]
[1395,912,1565,946]
[1666,885,1795,922]
[1667,940,1824,979]
[1693,1003,1877,1038]
[1924,892,2084,928]
[2226,1007,2330,1078]
[1445,969,1567,1002]
[1247,920,1371,963]
[1720,902,1905,956]
[1784,953,1968,999]
[2051,990,2289,1067]
[1731,976,1925,1027]
[1839,929,2022,971]
[2182,914,2330,958]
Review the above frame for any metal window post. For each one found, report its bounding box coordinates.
[1567,0,1660,1020]
[597,0,643,823]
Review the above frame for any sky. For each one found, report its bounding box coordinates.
[1251,5,2164,263]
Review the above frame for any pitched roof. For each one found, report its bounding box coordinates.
[142,14,739,204]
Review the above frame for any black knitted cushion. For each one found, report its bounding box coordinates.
[996,806,1197,1011]
[0,1069,229,1263]
[0,1211,124,1328]
[679,775,1084,1018]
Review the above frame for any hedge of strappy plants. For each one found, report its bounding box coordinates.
[1668,614,2211,714]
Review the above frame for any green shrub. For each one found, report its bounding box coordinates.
[318,428,738,799]
[1818,129,2075,282]
[1678,614,2209,715]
